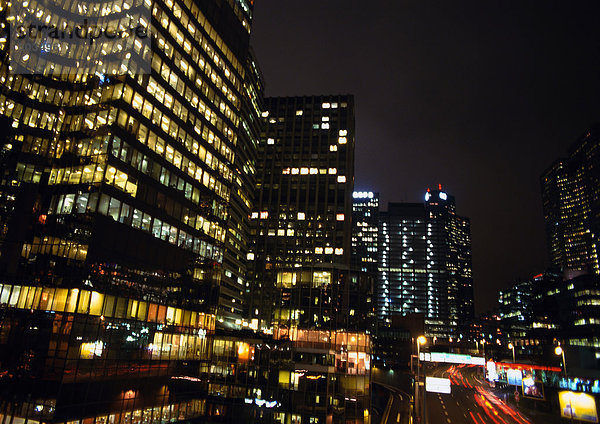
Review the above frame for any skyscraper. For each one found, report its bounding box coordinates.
[248,95,356,330]
[0,0,261,421]
[246,95,371,423]
[425,187,474,330]
[352,191,379,276]
[541,125,600,275]
[377,187,473,339]
[351,191,379,334]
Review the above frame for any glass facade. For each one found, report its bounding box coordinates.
[0,1,374,422]
[0,0,264,422]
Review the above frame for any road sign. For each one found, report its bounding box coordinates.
[426,377,451,394]
[420,352,485,366]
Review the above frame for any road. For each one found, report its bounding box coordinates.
[371,367,414,424]
[422,363,533,424]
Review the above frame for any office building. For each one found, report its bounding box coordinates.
[246,95,371,423]
[352,191,379,275]
[377,187,473,339]
[351,191,379,333]
[498,280,534,340]
[0,0,261,422]
[541,125,600,274]
[247,95,356,330]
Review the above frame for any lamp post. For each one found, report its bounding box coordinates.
[556,345,573,420]
[555,346,567,377]
[481,339,487,378]
[416,335,426,422]
[508,342,516,363]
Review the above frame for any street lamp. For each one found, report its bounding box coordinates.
[417,336,427,381]
[508,342,516,363]
[555,346,567,377]
[556,345,573,421]
[416,336,426,422]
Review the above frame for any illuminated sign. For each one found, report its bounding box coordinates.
[487,361,498,382]
[426,377,451,394]
[420,352,485,366]
[353,191,374,199]
[559,391,598,423]
[244,398,280,409]
[507,369,522,386]
[522,373,544,400]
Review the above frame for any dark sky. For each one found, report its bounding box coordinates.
[249,1,600,313]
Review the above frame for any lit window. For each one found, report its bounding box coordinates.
[247,252,255,260]
[339,129,347,136]
[322,102,330,109]
[337,175,346,183]
[267,138,275,144]
[338,137,347,144]
[251,212,258,219]
[330,145,338,152]
[296,110,303,116]
[282,168,291,175]
[277,229,285,236]
[260,211,269,219]
[261,111,269,117]
[325,247,334,254]
[300,167,309,175]
[332,102,338,108]
[336,214,345,221]
[315,247,323,254]
[321,123,330,129]
[269,118,276,123]
[287,229,295,236]
[310,168,318,175]
[297,212,306,220]
[328,168,337,174]
[322,116,329,122]
[335,248,344,255]
[291,168,300,175]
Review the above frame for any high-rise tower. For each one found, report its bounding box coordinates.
[352,191,379,275]
[0,0,260,421]
[377,187,473,339]
[247,95,371,423]
[541,125,600,274]
[248,95,356,329]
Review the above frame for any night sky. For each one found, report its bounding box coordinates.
[249,1,600,313]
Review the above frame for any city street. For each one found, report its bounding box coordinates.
[423,364,533,424]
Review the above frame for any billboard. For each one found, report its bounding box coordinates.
[426,376,451,394]
[522,373,544,400]
[559,391,599,423]
[487,361,498,382]
[507,369,522,386]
